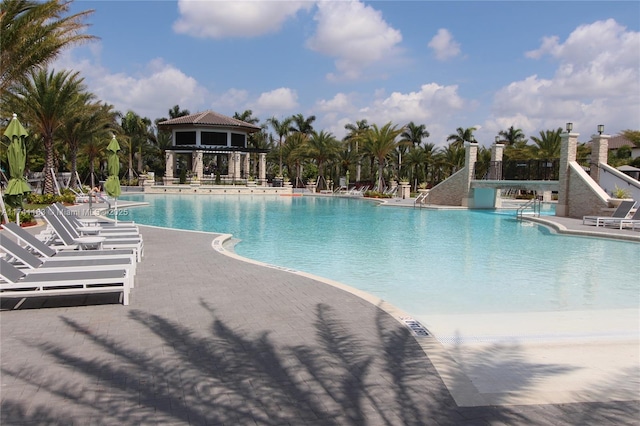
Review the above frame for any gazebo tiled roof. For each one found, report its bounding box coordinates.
[157,110,261,133]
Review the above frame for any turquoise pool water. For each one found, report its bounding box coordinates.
[117,194,639,316]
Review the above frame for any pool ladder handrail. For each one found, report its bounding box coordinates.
[516,197,541,218]
[414,191,430,208]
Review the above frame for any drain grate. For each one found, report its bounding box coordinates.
[400,317,430,337]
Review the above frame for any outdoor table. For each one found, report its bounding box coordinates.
[73,236,105,250]
[76,226,102,236]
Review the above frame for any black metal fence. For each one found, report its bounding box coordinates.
[475,160,560,181]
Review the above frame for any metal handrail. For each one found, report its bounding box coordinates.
[414,191,430,208]
[516,197,541,218]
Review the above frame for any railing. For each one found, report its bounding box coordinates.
[475,160,561,181]
[414,191,430,208]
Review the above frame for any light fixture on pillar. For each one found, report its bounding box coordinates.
[566,122,573,133]
[495,136,500,144]
[597,124,604,135]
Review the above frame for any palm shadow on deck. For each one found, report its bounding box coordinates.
[2,298,638,425]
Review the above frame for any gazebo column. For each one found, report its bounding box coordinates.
[227,153,234,178]
[259,153,266,184]
[233,152,241,180]
[164,150,175,184]
[243,153,250,178]
[193,151,203,180]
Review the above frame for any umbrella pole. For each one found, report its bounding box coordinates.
[114,198,118,225]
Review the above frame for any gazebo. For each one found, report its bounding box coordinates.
[157,110,268,184]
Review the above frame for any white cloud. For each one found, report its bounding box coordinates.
[306,0,402,81]
[210,88,250,112]
[53,51,206,120]
[252,87,299,114]
[173,0,311,38]
[490,19,640,138]
[428,29,461,61]
[316,83,467,144]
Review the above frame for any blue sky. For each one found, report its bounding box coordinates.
[59,0,640,146]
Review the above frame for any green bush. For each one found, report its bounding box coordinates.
[2,208,35,225]
[364,190,392,198]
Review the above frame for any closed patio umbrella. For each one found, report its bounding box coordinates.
[3,114,31,208]
[103,135,121,224]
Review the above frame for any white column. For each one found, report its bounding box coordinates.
[234,152,241,180]
[243,153,250,178]
[589,133,610,184]
[165,151,175,179]
[259,153,266,183]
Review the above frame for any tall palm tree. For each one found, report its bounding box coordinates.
[497,125,527,146]
[446,127,476,148]
[233,109,259,125]
[404,146,428,190]
[422,142,437,185]
[344,119,369,182]
[267,116,293,177]
[58,97,118,189]
[303,130,341,190]
[0,0,96,96]
[120,110,152,183]
[290,113,316,135]
[282,131,307,187]
[362,122,403,191]
[530,127,562,160]
[401,121,429,146]
[438,142,466,177]
[4,68,86,194]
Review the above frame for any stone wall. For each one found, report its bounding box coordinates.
[425,168,467,206]
[567,162,609,218]
[144,185,292,195]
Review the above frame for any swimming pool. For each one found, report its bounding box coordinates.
[117,194,639,318]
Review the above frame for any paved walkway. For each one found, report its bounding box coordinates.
[1,207,639,424]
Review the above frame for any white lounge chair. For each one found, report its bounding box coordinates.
[0,258,131,306]
[2,222,136,261]
[52,203,139,234]
[1,234,136,284]
[43,207,144,261]
[602,208,640,230]
[582,200,636,227]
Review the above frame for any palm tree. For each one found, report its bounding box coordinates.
[344,119,369,182]
[438,142,465,177]
[120,110,152,183]
[530,127,562,160]
[362,122,403,191]
[290,113,316,135]
[422,143,437,186]
[497,125,527,146]
[0,0,96,96]
[404,146,428,190]
[58,98,117,189]
[281,131,307,187]
[266,116,293,177]
[446,127,476,148]
[401,121,429,146]
[303,130,341,190]
[4,68,86,194]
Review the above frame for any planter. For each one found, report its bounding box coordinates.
[608,198,633,208]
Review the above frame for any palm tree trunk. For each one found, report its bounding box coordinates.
[44,137,55,194]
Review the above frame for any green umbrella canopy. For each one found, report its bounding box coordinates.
[3,114,31,205]
[104,135,121,198]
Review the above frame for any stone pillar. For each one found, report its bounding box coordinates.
[258,153,266,184]
[227,153,234,178]
[556,130,579,217]
[165,150,175,184]
[243,153,250,179]
[193,151,203,180]
[490,143,505,179]
[233,152,241,180]
[462,142,478,207]
[589,133,610,184]
[399,182,411,199]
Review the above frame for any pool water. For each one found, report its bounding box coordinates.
[117,194,639,317]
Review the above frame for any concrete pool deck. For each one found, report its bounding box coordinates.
[1,204,638,424]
